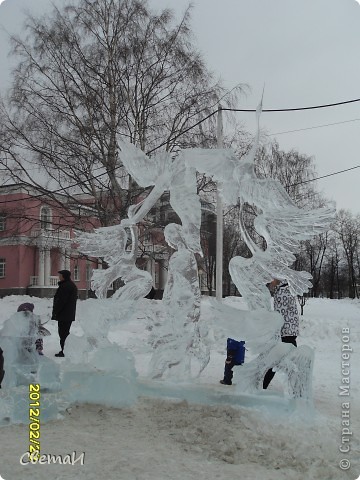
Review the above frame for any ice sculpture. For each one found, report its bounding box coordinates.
[78,138,203,305]
[117,139,202,255]
[177,99,331,399]
[149,223,210,379]
[0,311,40,387]
[77,98,330,399]
[235,341,314,400]
[0,312,62,424]
[182,100,335,309]
[77,223,152,301]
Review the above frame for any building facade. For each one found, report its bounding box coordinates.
[0,185,100,298]
[0,184,175,299]
[0,185,215,299]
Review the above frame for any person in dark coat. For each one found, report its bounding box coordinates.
[0,347,4,389]
[52,269,78,357]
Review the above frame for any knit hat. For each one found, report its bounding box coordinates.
[17,303,35,313]
[58,270,71,279]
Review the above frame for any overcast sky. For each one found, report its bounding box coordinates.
[1,0,360,213]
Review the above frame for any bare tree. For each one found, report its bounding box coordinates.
[255,139,321,208]
[222,205,250,296]
[334,209,360,299]
[321,231,342,298]
[0,0,243,227]
[303,233,328,297]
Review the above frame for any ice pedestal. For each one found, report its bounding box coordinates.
[61,345,138,408]
[37,355,61,393]
[0,386,63,425]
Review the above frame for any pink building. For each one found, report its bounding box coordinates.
[0,184,100,299]
[0,184,170,299]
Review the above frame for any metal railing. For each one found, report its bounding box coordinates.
[30,229,71,240]
[29,276,59,287]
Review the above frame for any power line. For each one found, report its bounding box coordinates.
[268,118,360,136]
[147,96,360,154]
[222,97,360,113]
[289,165,360,187]
[2,95,360,204]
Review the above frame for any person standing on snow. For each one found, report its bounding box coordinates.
[263,279,300,389]
[0,348,4,389]
[52,270,78,357]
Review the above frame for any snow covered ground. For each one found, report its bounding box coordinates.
[0,295,359,480]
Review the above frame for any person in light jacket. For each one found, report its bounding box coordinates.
[263,279,300,389]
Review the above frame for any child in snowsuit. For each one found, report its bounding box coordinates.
[220,338,245,386]
[220,348,237,385]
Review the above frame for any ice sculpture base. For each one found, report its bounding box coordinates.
[62,365,138,408]
[137,378,314,419]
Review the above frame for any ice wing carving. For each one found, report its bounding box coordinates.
[184,100,334,305]
[182,148,239,206]
[118,139,202,254]
[118,140,171,188]
[77,225,152,300]
[77,224,127,266]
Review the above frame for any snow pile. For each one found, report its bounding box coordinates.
[145,398,345,478]
[0,295,359,479]
[0,397,357,480]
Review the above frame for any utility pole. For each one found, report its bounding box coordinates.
[216,105,223,301]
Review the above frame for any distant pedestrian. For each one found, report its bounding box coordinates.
[263,279,299,389]
[0,348,4,389]
[52,270,78,357]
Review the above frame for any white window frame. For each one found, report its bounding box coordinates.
[73,264,80,282]
[0,215,6,232]
[0,258,5,278]
[40,206,52,230]
[86,263,93,282]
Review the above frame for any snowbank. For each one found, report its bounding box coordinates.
[0,295,359,480]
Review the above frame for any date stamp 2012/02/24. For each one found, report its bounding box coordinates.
[28,383,40,459]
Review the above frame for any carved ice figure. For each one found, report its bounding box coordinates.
[149,223,209,379]
[0,311,40,387]
[182,100,335,310]
[117,139,202,255]
[235,341,314,400]
[178,99,328,399]
[77,223,152,301]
